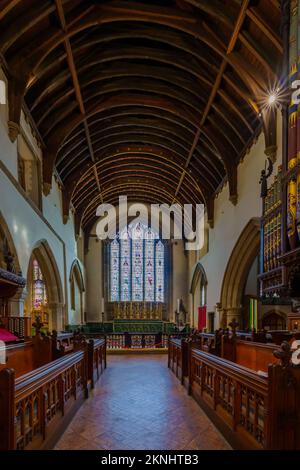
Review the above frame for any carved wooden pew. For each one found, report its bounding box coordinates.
[168,337,189,385]
[0,338,106,450]
[168,338,300,449]
[87,338,107,388]
[188,344,300,450]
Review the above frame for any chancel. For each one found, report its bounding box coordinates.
[0,0,299,453]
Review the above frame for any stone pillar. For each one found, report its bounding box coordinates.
[222,306,243,328]
[7,287,27,317]
[48,302,64,331]
[215,303,222,329]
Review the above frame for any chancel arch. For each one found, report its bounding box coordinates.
[25,240,64,332]
[220,218,261,327]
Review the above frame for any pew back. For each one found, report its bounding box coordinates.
[235,340,279,372]
[0,338,106,450]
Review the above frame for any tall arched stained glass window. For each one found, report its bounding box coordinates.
[155,241,164,303]
[110,239,120,302]
[109,223,165,302]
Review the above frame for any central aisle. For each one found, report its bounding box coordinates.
[55,354,231,450]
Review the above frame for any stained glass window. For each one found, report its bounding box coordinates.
[155,241,164,303]
[32,259,47,309]
[110,239,120,301]
[109,223,165,302]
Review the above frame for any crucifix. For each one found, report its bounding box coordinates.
[228,318,239,336]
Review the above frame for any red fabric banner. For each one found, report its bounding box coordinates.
[0,328,18,342]
[198,306,206,331]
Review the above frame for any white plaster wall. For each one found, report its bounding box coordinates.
[0,69,83,326]
[195,112,283,324]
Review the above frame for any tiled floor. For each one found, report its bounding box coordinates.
[55,354,231,450]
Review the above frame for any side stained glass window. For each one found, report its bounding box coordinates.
[32,259,47,309]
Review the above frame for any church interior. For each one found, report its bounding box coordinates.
[0,0,300,453]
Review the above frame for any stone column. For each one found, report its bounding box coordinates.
[215,303,222,329]
[48,302,64,331]
[222,306,243,328]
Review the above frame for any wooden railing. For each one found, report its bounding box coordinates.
[0,316,31,338]
[168,337,300,449]
[105,332,169,349]
[190,348,268,449]
[168,338,189,384]
[0,338,106,450]
[88,338,106,388]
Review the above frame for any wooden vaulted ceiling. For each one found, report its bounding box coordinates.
[0,0,282,232]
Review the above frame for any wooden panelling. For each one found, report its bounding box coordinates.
[235,340,279,372]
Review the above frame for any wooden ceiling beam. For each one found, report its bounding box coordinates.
[246,7,283,54]
[172,0,250,205]
[54,0,102,208]
[0,0,23,21]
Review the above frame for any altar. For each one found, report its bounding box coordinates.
[112,302,163,321]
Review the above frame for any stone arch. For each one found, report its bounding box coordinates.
[26,240,64,331]
[190,262,207,295]
[220,218,260,327]
[69,259,85,325]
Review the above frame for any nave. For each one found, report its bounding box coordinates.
[55,355,231,451]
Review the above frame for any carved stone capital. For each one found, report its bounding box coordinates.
[264,145,277,163]
[43,181,52,196]
[229,194,238,206]
[8,120,19,142]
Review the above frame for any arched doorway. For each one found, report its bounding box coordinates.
[69,260,85,325]
[220,218,260,327]
[190,262,207,330]
[25,240,64,331]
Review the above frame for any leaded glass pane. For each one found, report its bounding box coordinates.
[110,239,120,301]
[155,241,164,302]
[144,228,155,301]
[132,223,144,301]
[120,230,131,301]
